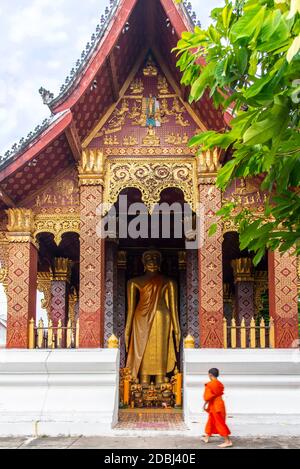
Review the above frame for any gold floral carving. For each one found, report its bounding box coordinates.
[104,147,196,156]
[222,218,238,235]
[104,158,198,213]
[34,213,80,246]
[78,149,104,186]
[37,271,51,318]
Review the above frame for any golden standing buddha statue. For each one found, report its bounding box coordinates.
[125,250,181,386]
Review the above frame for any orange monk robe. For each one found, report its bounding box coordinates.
[203,379,231,437]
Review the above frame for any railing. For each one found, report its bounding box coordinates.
[223,317,275,349]
[29,319,79,349]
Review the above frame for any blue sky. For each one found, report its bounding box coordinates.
[0,0,223,154]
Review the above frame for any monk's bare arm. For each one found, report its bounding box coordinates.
[125,280,138,351]
[168,280,181,351]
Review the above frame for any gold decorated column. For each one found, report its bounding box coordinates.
[78,149,105,348]
[197,150,224,347]
[5,209,38,348]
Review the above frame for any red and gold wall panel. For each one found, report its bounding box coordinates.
[6,241,37,348]
[268,250,299,348]
[198,180,223,347]
[79,185,105,348]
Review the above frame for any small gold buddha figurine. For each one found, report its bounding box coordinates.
[161,378,174,408]
[130,78,144,95]
[158,76,170,94]
[176,113,190,127]
[142,127,160,146]
[143,56,158,76]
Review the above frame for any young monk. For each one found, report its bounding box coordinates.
[202,368,232,448]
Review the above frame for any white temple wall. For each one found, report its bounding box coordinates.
[184,349,300,435]
[0,349,119,436]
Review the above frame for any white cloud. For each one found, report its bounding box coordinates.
[9,0,69,44]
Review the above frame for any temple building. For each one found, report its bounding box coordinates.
[0,0,299,436]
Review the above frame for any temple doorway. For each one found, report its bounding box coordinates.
[104,188,195,420]
[222,231,270,347]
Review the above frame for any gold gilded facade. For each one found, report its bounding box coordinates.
[103,157,198,213]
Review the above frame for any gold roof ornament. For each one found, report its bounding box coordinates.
[108,334,119,349]
[184,334,195,349]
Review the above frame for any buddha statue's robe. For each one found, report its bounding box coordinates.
[125,273,177,379]
[204,379,231,437]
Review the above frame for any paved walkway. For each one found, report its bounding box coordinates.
[0,436,299,449]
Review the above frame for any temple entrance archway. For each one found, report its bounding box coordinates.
[222,231,269,347]
[104,187,196,417]
[35,231,80,347]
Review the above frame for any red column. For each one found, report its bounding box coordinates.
[78,150,105,348]
[198,151,223,347]
[268,250,299,348]
[6,209,37,348]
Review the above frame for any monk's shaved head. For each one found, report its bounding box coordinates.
[208,368,219,378]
